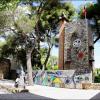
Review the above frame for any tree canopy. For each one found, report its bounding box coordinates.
[79,1,100,44]
[79,3,100,19]
[0,0,76,84]
[0,0,75,67]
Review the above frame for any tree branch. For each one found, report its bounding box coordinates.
[94,36,100,43]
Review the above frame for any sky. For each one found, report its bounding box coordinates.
[94,42,100,68]
[51,0,100,68]
[72,0,97,7]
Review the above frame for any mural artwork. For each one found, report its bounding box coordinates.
[33,70,92,88]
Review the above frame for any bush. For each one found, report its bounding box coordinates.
[53,65,58,70]
[94,75,100,83]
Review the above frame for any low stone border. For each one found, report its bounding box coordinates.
[0,85,23,93]
[90,83,100,90]
[82,83,100,90]
[1,82,100,91]
[82,83,91,89]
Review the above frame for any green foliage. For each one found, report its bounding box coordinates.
[79,3,100,19]
[79,2,100,44]
[41,1,75,29]
[15,15,35,33]
[32,66,41,70]
[0,0,76,70]
[52,65,58,70]
[0,11,13,32]
[94,68,100,83]
[0,0,20,11]
[31,48,42,69]
[38,1,75,68]
[40,47,48,63]
[0,44,14,57]
[0,41,6,48]
[94,75,100,83]
[46,56,58,70]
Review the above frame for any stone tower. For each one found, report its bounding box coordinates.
[59,18,94,75]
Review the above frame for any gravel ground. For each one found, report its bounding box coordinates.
[0,79,14,87]
[0,79,14,94]
[0,88,12,94]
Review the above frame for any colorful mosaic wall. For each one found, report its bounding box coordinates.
[33,70,92,88]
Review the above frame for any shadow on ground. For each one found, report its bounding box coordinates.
[90,92,100,100]
[0,93,55,100]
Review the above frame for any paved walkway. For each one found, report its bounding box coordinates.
[0,93,53,100]
[26,85,100,100]
[0,80,53,99]
[1,80,100,99]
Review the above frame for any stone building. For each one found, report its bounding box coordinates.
[58,16,94,76]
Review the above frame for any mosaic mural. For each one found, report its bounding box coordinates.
[33,70,92,89]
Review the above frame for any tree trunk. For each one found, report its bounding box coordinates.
[26,49,33,85]
[44,46,52,70]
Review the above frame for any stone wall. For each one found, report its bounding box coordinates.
[64,20,94,75]
[82,83,100,89]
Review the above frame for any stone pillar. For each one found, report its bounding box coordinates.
[58,17,67,69]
